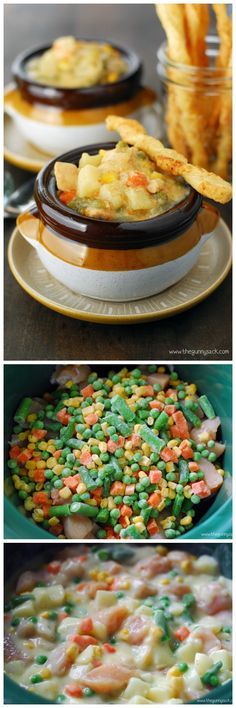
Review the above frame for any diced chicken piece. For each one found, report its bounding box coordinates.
[212,441,226,458]
[46,642,72,676]
[54,162,78,192]
[169,582,191,597]
[51,365,91,386]
[97,605,129,636]
[16,570,39,593]
[198,458,223,493]
[37,617,57,642]
[81,663,135,694]
[102,561,123,575]
[63,514,93,539]
[78,581,110,599]
[147,373,170,389]
[190,416,221,443]
[17,619,37,639]
[4,634,28,662]
[121,616,149,645]
[131,578,156,599]
[191,628,221,653]
[60,557,85,581]
[135,555,172,578]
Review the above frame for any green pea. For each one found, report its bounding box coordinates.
[31,675,43,684]
[114,524,122,533]
[189,473,198,482]
[36,655,48,665]
[11,617,20,627]
[114,448,124,458]
[191,494,201,504]
[208,452,217,462]
[177,662,189,673]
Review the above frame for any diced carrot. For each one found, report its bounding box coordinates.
[47,560,61,574]
[120,516,129,528]
[59,190,76,204]
[33,491,49,505]
[189,461,199,472]
[107,439,118,453]
[32,428,47,440]
[57,408,70,425]
[42,504,50,518]
[172,411,189,439]
[80,618,93,634]
[84,413,98,426]
[103,643,116,653]
[127,172,148,187]
[91,487,103,499]
[181,446,194,460]
[72,635,99,649]
[149,400,164,410]
[105,526,116,539]
[165,405,176,415]
[65,685,83,698]
[79,450,93,466]
[53,449,63,460]
[120,504,133,518]
[174,626,190,641]
[191,481,211,498]
[149,469,162,484]
[9,445,21,459]
[147,518,160,535]
[17,449,33,464]
[148,492,162,508]
[81,384,94,398]
[131,433,141,448]
[50,524,63,536]
[34,468,45,483]
[160,447,178,463]
[63,474,81,491]
[110,481,125,496]
[166,388,176,397]
[125,484,135,495]
[141,385,154,397]
[170,425,181,438]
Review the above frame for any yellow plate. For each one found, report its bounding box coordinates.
[8,221,231,325]
[4,111,50,173]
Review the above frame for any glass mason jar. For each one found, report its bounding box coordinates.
[157,36,232,179]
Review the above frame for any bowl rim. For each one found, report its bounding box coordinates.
[12,38,142,107]
[34,140,202,250]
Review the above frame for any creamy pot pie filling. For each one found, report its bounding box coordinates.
[4,546,232,703]
[55,143,190,222]
[26,37,127,89]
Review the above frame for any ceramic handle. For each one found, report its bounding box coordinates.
[198,200,219,237]
[17,209,41,250]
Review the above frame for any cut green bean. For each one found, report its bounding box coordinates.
[14,398,33,424]
[154,609,170,641]
[139,425,165,453]
[198,395,216,420]
[111,394,135,423]
[179,459,190,484]
[180,404,201,428]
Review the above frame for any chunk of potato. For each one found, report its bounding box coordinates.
[99,183,123,209]
[94,590,117,609]
[32,678,59,701]
[58,616,81,638]
[54,161,78,192]
[12,600,35,618]
[78,164,100,198]
[123,678,149,699]
[79,152,101,168]
[210,649,232,670]
[127,187,154,211]
[33,584,65,610]
[194,652,212,676]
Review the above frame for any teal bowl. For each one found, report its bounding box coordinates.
[4,364,232,540]
[4,542,232,704]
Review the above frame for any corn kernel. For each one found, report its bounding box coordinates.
[66,643,78,661]
[53,464,64,475]
[101,171,116,184]
[46,457,57,469]
[59,487,72,500]
[135,522,145,533]
[156,545,168,556]
[41,668,52,680]
[186,384,197,395]
[27,443,35,450]
[48,516,60,526]
[100,499,108,508]
[168,666,181,677]
[47,445,56,454]
[65,380,73,388]
[18,432,28,441]
[166,461,175,473]
[24,498,35,511]
[86,499,97,506]
[157,500,165,511]
[181,515,192,526]
[25,461,36,470]
[133,516,144,524]
[27,413,37,422]
[168,416,174,426]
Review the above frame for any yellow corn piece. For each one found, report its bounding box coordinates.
[181,515,192,526]
[27,413,37,423]
[35,483,44,492]
[47,444,56,454]
[66,643,78,661]
[135,522,146,533]
[166,462,175,473]
[217,468,225,476]
[184,489,192,499]
[24,498,35,511]
[168,482,177,490]
[59,487,72,500]
[147,417,154,426]
[98,442,107,453]
[46,457,57,469]
[36,460,46,469]
[168,416,174,426]
[156,545,168,556]
[141,443,151,456]
[168,490,176,500]
[32,508,44,523]
[161,488,170,498]
[186,383,197,395]
[64,396,82,407]
[41,668,52,680]
[107,497,115,510]
[27,443,35,450]
[54,464,64,476]
[181,559,192,573]
[101,171,116,183]
[157,500,165,512]
[18,432,28,441]
[86,499,97,506]
[133,516,144,524]
[139,471,148,479]
[76,482,87,495]
[65,380,73,388]
[170,676,184,698]
[158,366,165,373]
[168,666,181,677]
[48,516,60,526]
[25,461,36,470]
[38,442,47,450]
[100,499,108,508]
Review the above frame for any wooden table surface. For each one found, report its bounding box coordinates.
[4,4,232,361]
